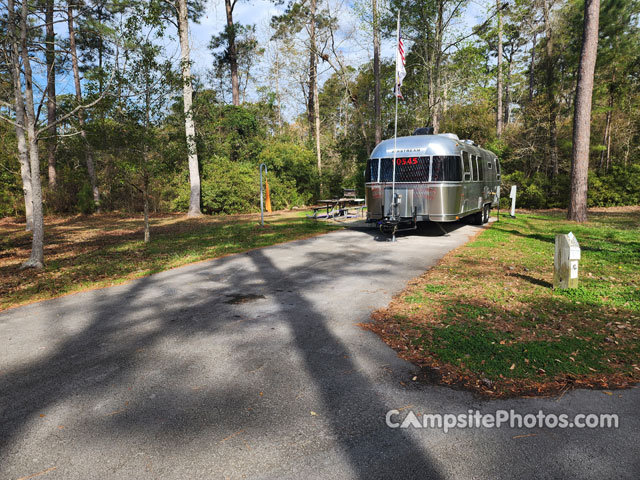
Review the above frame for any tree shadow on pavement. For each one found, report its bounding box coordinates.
[0,233,445,478]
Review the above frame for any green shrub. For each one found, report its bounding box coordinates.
[501,172,549,209]
[588,165,640,207]
[172,154,312,215]
[76,183,95,214]
[258,140,318,202]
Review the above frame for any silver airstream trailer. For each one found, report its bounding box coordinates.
[365,132,501,234]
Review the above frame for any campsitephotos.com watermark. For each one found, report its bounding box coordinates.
[386,409,619,433]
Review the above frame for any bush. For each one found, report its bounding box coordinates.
[501,171,571,209]
[76,183,95,214]
[500,163,640,210]
[258,140,318,203]
[588,165,640,207]
[0,170,22,217]
[172,154,311,215]
[501,172,548,209]
[170,156,257,215]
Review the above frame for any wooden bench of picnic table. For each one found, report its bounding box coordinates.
[308,197,365,219]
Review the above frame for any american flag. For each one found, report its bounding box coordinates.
[394,32,406,99]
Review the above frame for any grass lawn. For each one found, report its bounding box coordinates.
[0,211,341,311]
[365,206,640,397]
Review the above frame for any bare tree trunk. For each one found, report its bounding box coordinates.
[20,0,45,268]
[7,0,33,231]
[241,64,250,103]
[426,31,434,128]
[313,64,322,192]
[622,134,630,167]
[599,108,612,172]
[373,0,381,145]
[225,0,240,106]
[549,105,559,176]
[599,74,614,172]
[177,0,202,216]
[543,0,559,177]
[143,166,150,243]
[18,140,33,230]
[273,50,282,132]
[143,57,152,242]
[505,56,513,125]
[605,117,612,171]
[68,3,101,212]
[308,0,322,192]
[568,0,600,222]
[361,122,371,157]
[45,0,57,189]
[529,31,536,102]
[275,73,282,132]
[431,0,444,134]
[308,0,317,133]
[442,77,448,116]
[496,0,503,137]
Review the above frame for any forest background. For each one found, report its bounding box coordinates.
[1,0,638,225]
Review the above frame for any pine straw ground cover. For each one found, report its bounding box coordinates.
[0,211,340,311]
[365,207,640,397]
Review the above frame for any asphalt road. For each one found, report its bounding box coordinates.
[1,221,638,479]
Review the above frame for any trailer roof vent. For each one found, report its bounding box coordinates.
[462,139,476,146]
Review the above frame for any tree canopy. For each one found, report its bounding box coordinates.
[1,0,639,264]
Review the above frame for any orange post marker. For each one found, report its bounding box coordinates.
[265,177,272,213]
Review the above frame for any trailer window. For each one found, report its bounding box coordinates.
[471,156,478,181]
[431,156,462,182]
[476,156,484,181]
[365,158,379,182]
[379,156,430,182]
[462,151,472,181]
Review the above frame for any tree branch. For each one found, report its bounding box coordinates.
[0,113,21,128]
[442,2,508,54]
[35,48,125,138]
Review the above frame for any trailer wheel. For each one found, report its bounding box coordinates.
[473,211,483,225]
[482,204,490,224]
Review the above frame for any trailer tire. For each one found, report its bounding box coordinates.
[482,204,490,224]
[473,211,483,225]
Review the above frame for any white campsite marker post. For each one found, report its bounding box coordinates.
[554,232,581,289]
[509,185,517,218]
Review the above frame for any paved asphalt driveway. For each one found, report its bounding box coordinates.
[1,221,638,479]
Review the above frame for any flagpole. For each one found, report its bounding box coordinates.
[391,10,400,229]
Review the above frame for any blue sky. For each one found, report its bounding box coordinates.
[188,0,489,72]
[190,0,284,74]
[36,0,492,121]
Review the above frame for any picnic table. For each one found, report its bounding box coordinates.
[309,197,365,219]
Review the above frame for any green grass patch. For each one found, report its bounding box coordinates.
[422,323,610,379]
[0,213,341,310]
[368,208,640,396]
